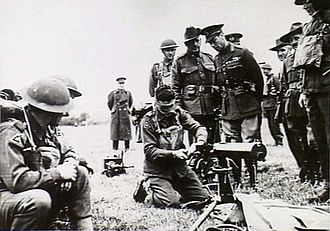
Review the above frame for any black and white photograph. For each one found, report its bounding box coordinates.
[0,0,329,230]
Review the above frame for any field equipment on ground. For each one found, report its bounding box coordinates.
[188,142,267,231]
[102,150,134,177]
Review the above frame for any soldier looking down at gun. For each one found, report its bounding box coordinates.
[0,78,93,230]
[133,85,210,208]
[172,26,218,144]
[149,39,178,97]
[201,24,264,187]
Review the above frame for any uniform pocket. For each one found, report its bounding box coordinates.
[235,91,260,114]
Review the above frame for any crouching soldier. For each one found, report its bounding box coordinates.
[133,85,210,208]
[0,78,93,230]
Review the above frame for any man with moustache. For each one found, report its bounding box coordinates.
[295,0,330,202]
[172,26,217,144]
[149,39,179,97]
[200,24,264,187]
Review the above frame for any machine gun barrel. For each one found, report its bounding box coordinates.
[196,142,267,161]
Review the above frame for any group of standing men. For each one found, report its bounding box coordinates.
[132,0,330,208]
[266,0,329,203]
[133,21,266,208]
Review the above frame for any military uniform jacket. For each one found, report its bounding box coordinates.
[172,51,217,116]
[107,89,133,140]
[141,107,207,179]
[262,73,281,111]
[149,60,174,97]
[300,15,330,93]
[214,43,263,120]
[0,119,74,193]
[282,52,307,118]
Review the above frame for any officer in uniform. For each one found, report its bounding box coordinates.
[260,63,284,146]
[279,22,312,181]
[269,38,293,62]
[107,77,133,151]
[0,78,92,230]
[295,0,330,202]
[134,85,210,208]
[225,33,243,46]
[172,26,218,144]
[149,39,179,97]
[201,24,264,186]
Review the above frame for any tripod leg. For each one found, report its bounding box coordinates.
[189,200,218,231]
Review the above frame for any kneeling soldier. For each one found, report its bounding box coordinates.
[134,85,210,208]
[0,78,93,230]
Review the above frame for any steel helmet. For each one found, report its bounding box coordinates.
[160,39,179,49]
[21,78,74,113]
[50,75,82,98]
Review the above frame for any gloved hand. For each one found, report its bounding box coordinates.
[57,162,78,181]
[172,149,188,160]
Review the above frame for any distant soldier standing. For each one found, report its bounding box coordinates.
[172,26,217,144]
[295,0,330,202]
[260,63,284,146]
[107,77,133,151]
[201,24,264,186]
[149,39,179,97]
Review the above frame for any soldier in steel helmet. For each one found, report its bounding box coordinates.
[0,76,94,174]
[149,39,179,97]
[133,85,210,208]
[0,78,93,230]
[172,26,218,145]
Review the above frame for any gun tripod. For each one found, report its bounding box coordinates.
[189,165,239,231]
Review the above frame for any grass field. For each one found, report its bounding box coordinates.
[61,119,327,231]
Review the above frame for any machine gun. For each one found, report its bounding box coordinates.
[188,142,267,194]
[102,150,134,177]
[188,142,267,231]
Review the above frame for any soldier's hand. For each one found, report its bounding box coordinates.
[172,149,188,160]
[57,162,78,181]
[188,141,205,155]
[298,93,307,108]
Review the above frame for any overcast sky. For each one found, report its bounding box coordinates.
[0,0,310,119]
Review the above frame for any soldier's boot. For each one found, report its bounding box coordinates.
[133,178,147,203]
[76,217,93,231]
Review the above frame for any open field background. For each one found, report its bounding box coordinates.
[61,119,326,230]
